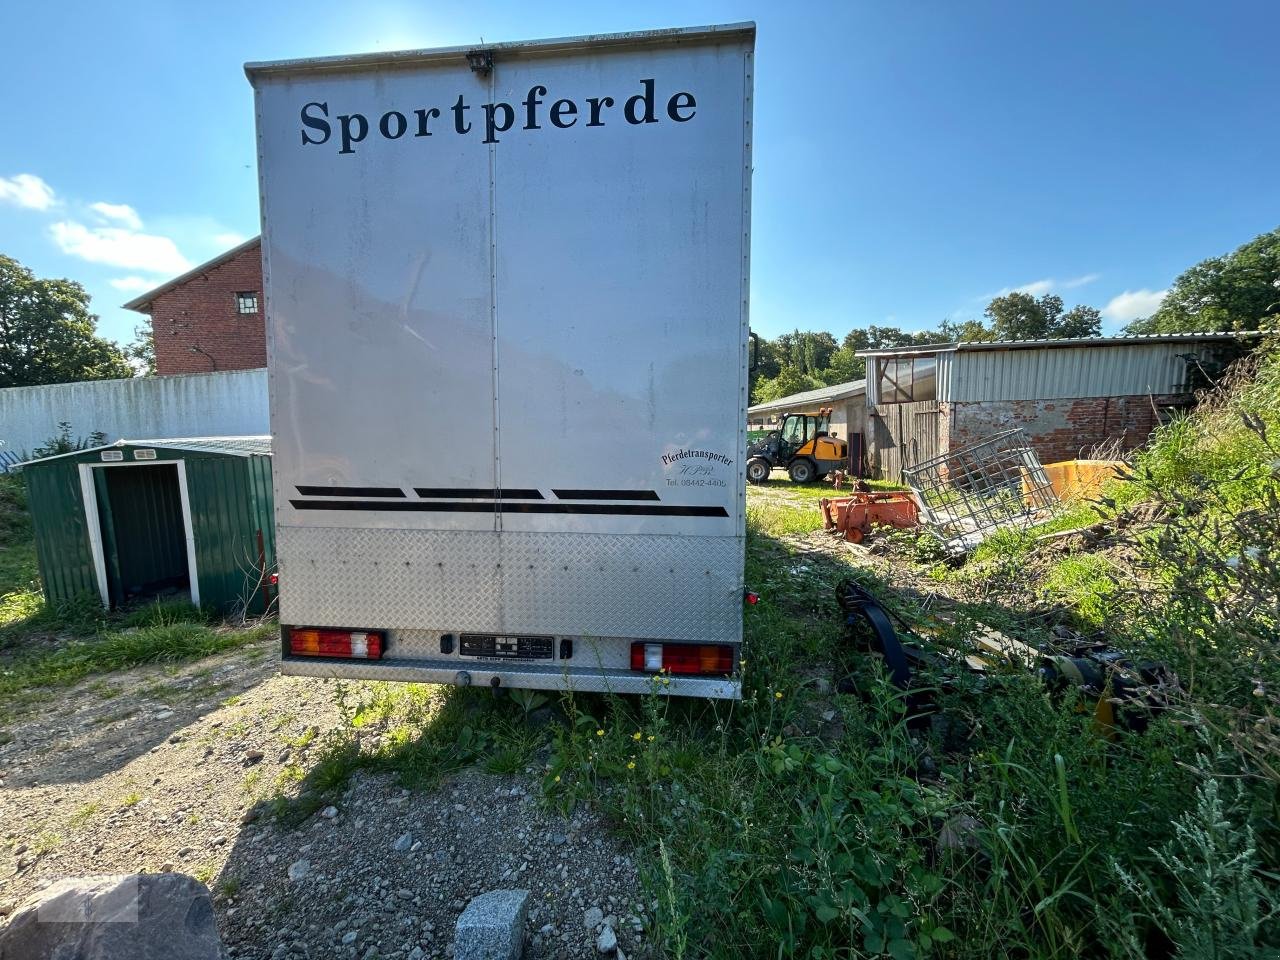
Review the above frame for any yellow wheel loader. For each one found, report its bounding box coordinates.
[746,407,849,484]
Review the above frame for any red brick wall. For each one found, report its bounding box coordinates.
[944,394,1188,464]
[146,241,265,376]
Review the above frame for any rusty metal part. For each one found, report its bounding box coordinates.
[820,491,920,543]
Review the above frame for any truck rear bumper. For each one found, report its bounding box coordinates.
[279,656,741,699]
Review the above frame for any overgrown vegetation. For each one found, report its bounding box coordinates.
[0,473,38,630]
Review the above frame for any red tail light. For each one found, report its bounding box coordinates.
[630,642,734,676]
[288,628,384,659]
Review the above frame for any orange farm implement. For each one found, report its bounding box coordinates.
[819,491,920,543]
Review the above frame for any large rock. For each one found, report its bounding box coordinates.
[455,889,529,960]
[0,873,225,960]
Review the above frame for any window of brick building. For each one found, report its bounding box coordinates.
[235,291,259,314]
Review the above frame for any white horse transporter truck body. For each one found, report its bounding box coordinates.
[247,24,755,698]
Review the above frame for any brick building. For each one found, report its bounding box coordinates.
[852,333,1255,479]
[124,237,265,376]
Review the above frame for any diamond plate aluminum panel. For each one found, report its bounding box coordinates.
[277,526,744,643]
[280,655,740,699]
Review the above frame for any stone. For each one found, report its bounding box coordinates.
[596,924,618,954]
[288,859,311,881]
[0,873,224,959]
[342,930,358,945]
[392,832,413,852]
[583,906,603,930]
[937,813,984,853]
[321,806,339,819]
[454,889,529,960]
[244,749,265,765]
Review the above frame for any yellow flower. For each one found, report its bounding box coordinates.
[647,735,655,742]
[627,761,636,770]
[632,732,642,741]
[775,691,783,700]
[554,775,561,782]
[596,729,604,737]
[739,659,747,668]
[662,677,670,686]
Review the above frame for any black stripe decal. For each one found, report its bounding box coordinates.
[296,485,405,498]
[415,488,544,499]
[552,489,661,501]
[290,500,727,518]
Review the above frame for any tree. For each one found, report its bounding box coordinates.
[1057,305,1103,338]
[126,323,156,375]
[0,255,133,387]
[752,366,820,404]
[940,318,996,342]
[1126,226,1280,334]
[983,291,1101,340]
[822,344,865,384]
[774,330,839,375]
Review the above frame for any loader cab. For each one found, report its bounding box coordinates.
[779,411,829,457]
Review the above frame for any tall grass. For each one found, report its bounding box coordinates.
[0,620,275,704]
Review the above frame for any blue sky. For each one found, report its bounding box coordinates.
[2,1,1277,345]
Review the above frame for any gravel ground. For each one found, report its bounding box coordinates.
[0,635,648,958]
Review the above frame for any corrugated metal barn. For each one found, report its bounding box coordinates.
[21,437,275,615]
[855,333,1258,479]
[747,379,867,437]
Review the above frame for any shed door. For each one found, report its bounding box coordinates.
[95,465,189,605]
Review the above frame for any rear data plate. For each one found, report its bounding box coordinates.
[459,634,554,660]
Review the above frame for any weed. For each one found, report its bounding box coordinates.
[68,802,99,827]
[122,599,209,629]
[0,620,275,707]
[1041,553,1119,628]
[120,792,142,808]
[242,769,263,795]
[289,726,318,751]
[1109,767,1280,958]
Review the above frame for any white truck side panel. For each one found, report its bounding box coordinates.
[250,26,753,686]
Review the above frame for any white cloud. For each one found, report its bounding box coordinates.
[212,231,248,247]
[90,201,143,230]
[109,275,160,293]
[1012,278,1055,296]
[0,173,56,210]
[1103,288,1167,324]
[986,273,1101,300]
[1061,273,1101,289]
[50,221,192,275]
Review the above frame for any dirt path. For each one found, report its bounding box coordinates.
[0,637,647,959]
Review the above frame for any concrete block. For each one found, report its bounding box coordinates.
[455,889,529,960]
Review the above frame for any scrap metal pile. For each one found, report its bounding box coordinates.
[902,428,1060,554]
[819,430,1084,554]
[835,579,1178,732]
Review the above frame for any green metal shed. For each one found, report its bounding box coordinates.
[21,437,275,616]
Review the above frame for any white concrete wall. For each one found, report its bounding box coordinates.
[0,369,269,457]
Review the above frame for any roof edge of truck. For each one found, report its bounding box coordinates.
[243,22,756,80]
